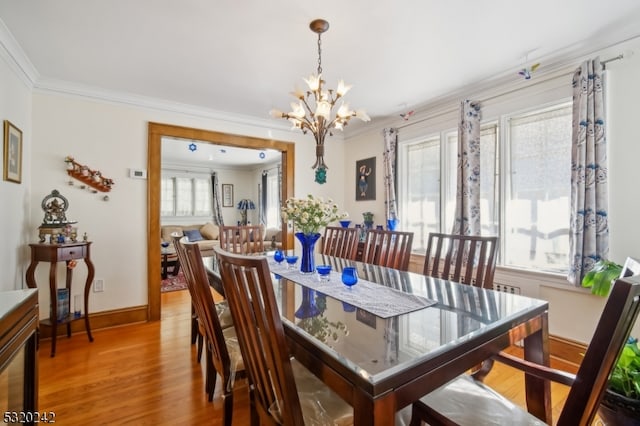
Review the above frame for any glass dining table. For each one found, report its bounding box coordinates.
[204,253,551,425]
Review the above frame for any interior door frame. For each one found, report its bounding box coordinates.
[147,122,295,321]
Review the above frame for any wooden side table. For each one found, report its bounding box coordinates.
[25,241,95,357]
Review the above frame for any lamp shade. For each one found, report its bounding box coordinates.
[237,199,255,210]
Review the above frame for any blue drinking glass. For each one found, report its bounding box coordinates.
[273,249,284,264]
[341,267,358,287]
[285,255,298,270]
[316,264,332,281]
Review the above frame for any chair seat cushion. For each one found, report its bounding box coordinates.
[415,374,544,426]
[215,300,233,329]
[221,327,244,373]
[277,359,353,425]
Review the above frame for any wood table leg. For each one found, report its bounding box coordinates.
[49,262,58,357]
[523,312,552,424]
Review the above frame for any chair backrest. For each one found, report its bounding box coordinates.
[362,229,414,271]
[175,237,236,384]
[423,233,498,289]
[558,273,640,425]
[321,226,359,260]
[214,246,305,425]
[219,225,265,254]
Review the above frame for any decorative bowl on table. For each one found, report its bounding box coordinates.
[161,241,170,249]
[339,220,351,228]
[273,249,284,263]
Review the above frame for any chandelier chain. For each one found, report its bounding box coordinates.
[317,33,323,75]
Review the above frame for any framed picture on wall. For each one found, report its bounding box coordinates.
[355,157,376,201]
[222,184,234,207]
[3,120,22,184]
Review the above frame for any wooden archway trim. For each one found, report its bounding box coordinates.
[147,122,295,321]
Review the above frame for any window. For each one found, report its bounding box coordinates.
[400,101,571,273]
[503,105,572,271]
[161,175,212,218]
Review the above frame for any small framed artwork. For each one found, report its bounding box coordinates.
[222,184,234,207]
[3,120,23,184]
[356,157,376,201]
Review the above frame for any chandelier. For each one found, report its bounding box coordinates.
[270,19,370,184]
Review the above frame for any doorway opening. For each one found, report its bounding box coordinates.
[148,122,295,320]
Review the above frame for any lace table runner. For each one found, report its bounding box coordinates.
[269,261,436,318]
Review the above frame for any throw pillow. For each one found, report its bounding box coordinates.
[200,222,219,240]
[184,229,204,242]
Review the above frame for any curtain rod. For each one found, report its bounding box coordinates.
[601,54,624,69]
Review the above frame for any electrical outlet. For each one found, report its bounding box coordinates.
[93,279,105,292]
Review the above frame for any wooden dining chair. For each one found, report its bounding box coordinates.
[423,233,499,289]
[362,229,414,271]
[176,238,245,426]
[410,270,640,426]
[320,226,359,260]
[172,236,232,364]
[214,247,353,425]
[219,225,265,254]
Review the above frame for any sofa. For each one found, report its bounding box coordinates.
[263,227,283,250]
[161,223,282,255]
[161,222,221,257]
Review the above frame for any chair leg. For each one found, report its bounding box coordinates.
[205,346,217,401]
[191,310,198,345]
[222,386,234,426]
[196,332,203,363]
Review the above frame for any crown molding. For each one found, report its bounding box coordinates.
[0,18,38,88]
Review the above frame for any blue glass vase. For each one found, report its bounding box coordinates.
[295,288,321,319]
[295,232,321,274]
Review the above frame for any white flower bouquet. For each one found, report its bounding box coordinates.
[281,194,348,235]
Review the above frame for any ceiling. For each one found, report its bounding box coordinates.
[1,1,640,131]
[162,136,281,168]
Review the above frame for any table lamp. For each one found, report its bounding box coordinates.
[237,199,255,225]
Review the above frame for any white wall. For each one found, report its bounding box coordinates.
[0,47,32,292]
[27,92,346,319]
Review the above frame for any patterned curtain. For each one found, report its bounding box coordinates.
[260,172,267,226]
[277,164,282,226]
[451,100,481,235]
[210,172,224,225]
[382,128,399,226]
[568,57,609,285]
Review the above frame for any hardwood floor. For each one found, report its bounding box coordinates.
[39,290,579,425]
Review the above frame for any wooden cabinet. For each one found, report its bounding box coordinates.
[25,242,95,357]
[0,289,38,422]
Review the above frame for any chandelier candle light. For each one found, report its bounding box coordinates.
[270,19,370,184]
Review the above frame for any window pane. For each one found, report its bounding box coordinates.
[161,177,175,217]
[175,177,193,216]
[504,104,571,272]
[193,178,212,216]
[403,138,440,252]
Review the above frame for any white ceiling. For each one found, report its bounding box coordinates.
[1,1,640,130]
[161,136,281,168]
